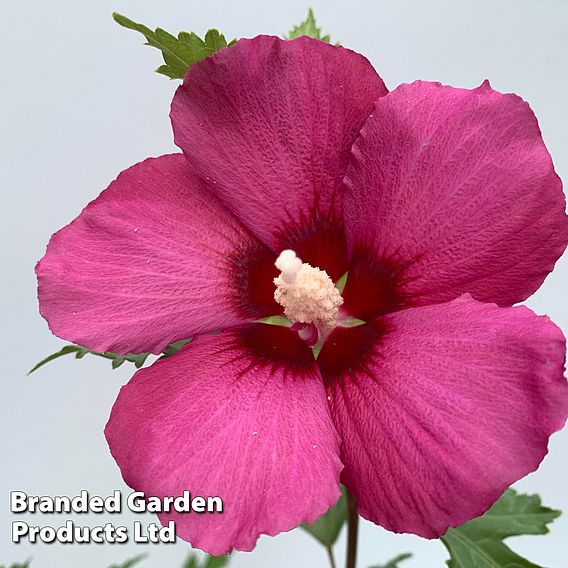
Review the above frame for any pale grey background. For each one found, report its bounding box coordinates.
[1,0,567,566]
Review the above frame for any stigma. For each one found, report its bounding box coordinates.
[274,250,343,337]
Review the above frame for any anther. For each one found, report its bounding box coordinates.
[274,250,343,338]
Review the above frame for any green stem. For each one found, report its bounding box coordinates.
[326,544,338,568]
[346,490,359,568]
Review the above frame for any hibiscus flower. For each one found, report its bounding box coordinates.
[36,36,568,554]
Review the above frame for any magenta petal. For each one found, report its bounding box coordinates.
[320,295,568,538]
[105,325,342,554]
[344,80,568,307]
[36,154,264,354]
[171,35,387,250]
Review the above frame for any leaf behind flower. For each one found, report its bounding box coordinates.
[441,489,560,568]
[28,345,150,375]
[28,337,191,375]
[301,486,347,547]
[455,489,560,540]
[113,13,232,79]
[286,8,334,43]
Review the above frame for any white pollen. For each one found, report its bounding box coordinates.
[274,250,343,336]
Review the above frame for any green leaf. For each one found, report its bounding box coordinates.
[443,532,540,568]
[441,489,561,568]
[457,489,560,541]
[161,337,192,358]
[301,486,347,546]
[369,553,413,568]
[28,345,90,374]
[113,13,232,79]
[287,8,333,43]
[203,556,230,568]
[182,557,198,568]
[28,345,150,375]
[29,336,193,375]
[181,554,230,568]
[107,554,148,568]
[0,561,31,568]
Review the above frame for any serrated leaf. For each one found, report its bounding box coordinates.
[301,486,347,546]
[441,489,560,568]
[369,553,413,568]
[107,554,148,568]
[443,532,539,568]
[29,337,191,375]
[458,489,560,541]
[113,13,232,79]
[28,346,151,374]
[287,8,333,43]
[28,345,93,374]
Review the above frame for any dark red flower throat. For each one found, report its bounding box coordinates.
[229,216,411,378]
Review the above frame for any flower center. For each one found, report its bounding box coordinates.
[273,250,344,338]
